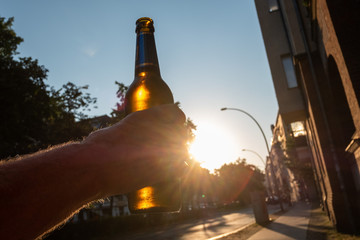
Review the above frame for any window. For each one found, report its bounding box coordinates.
[290,121,306,137]
[268,0,279,12]
[281,55,298,88]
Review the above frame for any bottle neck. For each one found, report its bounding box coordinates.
[135,31,161,76]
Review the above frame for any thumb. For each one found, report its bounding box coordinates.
[147,104,186,124]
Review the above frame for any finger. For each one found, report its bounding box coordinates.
[137,104,186,125]
[158,104,186,125]
[145,124,188,148]
[153,150,190,180]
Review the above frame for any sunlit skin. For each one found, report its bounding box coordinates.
[0,104,187,239]
[189,122,238,173]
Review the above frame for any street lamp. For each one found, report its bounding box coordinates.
[221,107,284,211]
[242,148,266,166]
[242,148,273,198]
[221,107,270,153]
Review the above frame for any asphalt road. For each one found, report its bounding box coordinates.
[114,205,281,240]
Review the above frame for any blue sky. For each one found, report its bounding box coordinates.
[1,0,278,172]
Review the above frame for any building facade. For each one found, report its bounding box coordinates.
[267,113,316,203]
[255,0,360,233]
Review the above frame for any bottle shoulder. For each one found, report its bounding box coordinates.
[125,74,174,114]
[128,74,171,93]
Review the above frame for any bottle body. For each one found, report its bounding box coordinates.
[127,180,181,213]
[125,17,181,214]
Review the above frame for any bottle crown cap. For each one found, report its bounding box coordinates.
[136,17,154,33]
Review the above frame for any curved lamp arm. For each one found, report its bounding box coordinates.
[221,107,270,154]
[242,148,266,166]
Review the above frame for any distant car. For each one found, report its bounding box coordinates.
[265,196,279,204]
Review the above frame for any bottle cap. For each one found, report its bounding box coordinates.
[136,17,155,33]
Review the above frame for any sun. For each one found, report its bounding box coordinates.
[189,121,239,172]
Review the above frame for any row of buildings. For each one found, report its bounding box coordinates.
[255,0,360,233]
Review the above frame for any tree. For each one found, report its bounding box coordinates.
[0,17,23,60]
[51,82,97,121]
[0,17,96,159]
[215,159,265,206]
[182,160,217,209]
[282,136,313,180]
[110,81,128,123]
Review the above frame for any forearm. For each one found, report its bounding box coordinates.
[0,105,187,240]
[0,142,103,240]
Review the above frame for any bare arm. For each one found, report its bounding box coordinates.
[0,104,187,240]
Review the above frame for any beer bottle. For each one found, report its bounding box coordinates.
[125,17,181,213]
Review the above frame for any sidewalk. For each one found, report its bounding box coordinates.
[217,201,339,240]
[247,201,311,240]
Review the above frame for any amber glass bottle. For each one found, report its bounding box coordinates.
[125,17,181,213]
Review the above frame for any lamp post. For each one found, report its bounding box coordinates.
[242,148,266,166]
[242,149,273,198]
[221,107,284,211]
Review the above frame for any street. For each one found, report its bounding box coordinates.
[113,205,281,240]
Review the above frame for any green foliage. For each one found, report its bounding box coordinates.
[0,17,23,60]
[0,17,96,158]
[283,135,313,180]
[184,117,196,144]
[215,158,265,205]
[302,0,310,8]
[182,160,216,206]
[50,82,97,120]
[181,157,265,209]
[110,81,128,123]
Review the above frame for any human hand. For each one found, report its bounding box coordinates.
[82,104,188,197]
